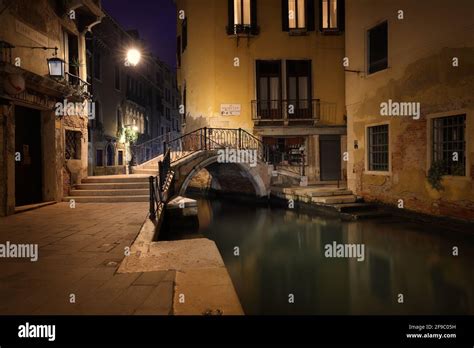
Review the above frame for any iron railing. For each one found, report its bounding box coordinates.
[149,148,173,219]
[131,133,173,165]
[251,99,338,124]
[165,127,269,164]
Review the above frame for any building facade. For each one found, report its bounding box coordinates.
[88,16,181,173]
[176,0,347,184]
[345,0,474,220]
[0,0,103,216]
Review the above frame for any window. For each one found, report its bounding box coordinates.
[114,65,120,90]
[94,100,101,123]
[256,60,282,119]
[177,36,181,67]
[118,150,124,166]
[286,60,312,118]
[282,0,315,31]
[367,124,389,171]
[65,130,81,160]
[234,0,251,25]
[96,149,104,167]
[368,21,388,74]
[227,0,259,35]
[432,114,466,176]
[116,108,122,132]
[106,143,115,166]
[86,50,92,84]
[319,0,344,32]
[166,108,170,120]
[182,19,187,53]
[93,51,101,80]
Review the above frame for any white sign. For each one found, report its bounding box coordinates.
[220,104,241,116]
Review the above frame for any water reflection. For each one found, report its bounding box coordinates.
[183,197,474,315]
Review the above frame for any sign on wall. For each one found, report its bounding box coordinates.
[220,104,241,116]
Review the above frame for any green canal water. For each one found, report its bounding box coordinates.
[174,196,474,315]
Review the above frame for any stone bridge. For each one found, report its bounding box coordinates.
[170,150,272,198]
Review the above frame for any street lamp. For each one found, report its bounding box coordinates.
[47,56,65,78]
[126,48,141,67]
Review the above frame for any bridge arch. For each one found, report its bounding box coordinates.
[174,153,270,198]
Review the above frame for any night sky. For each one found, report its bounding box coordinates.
[101,0,177,68]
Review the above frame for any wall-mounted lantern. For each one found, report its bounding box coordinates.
[47,56,65,78]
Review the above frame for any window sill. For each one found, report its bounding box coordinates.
[289,29,308,36]
[320,29,343,36]
[364,170,391,176]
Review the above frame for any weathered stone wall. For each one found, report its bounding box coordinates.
[345,0,474,221]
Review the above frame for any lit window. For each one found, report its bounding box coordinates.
[234,0,251,25]
[227,0,258,35]
[320,0,343,32]
[288,0,306,29]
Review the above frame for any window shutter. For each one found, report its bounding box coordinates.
[306,0,315,31]
[337,0,345,31]
[251,0,258,33]
[318,0,323,32]
[227,0,234,35]
[281,0,289,32]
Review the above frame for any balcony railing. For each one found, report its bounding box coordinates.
[226,24,260,36]
[251,99,338,126]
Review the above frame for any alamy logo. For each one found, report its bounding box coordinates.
[217,147,257,167]
[380,99,420,120]
[0,241,38,262]
[55,99,95,119]
[324,242,365,262]
[18,322,56,342]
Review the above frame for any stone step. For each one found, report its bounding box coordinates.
[75,182,149,190]
[82,176,149,184]
[332,202,378,213]
[307,189,353,197]
[312,195,357,204]
[70,189,149,196]
[63,195,149,203]
[132,169,159,175]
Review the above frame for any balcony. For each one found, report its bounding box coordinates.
[251,99,339,126]
[226,24,260,36]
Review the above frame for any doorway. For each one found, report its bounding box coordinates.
[15,105,43,206]
[319,135,341,181]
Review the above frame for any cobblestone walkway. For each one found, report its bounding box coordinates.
[0,203,175,315]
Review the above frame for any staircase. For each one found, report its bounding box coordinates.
[64,175,150,203]
[131,155,161,175]
[271,184,390,220]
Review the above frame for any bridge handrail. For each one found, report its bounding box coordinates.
[165,127,271,164]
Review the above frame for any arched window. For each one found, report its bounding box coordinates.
[106,143,115,166]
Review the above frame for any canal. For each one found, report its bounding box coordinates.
[167,196,474,315]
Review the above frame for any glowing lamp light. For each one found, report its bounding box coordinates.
[132,125,139,132]
[47,57,65,78]
[126,48,141,66]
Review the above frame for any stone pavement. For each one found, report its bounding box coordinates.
[0,202,175,315]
